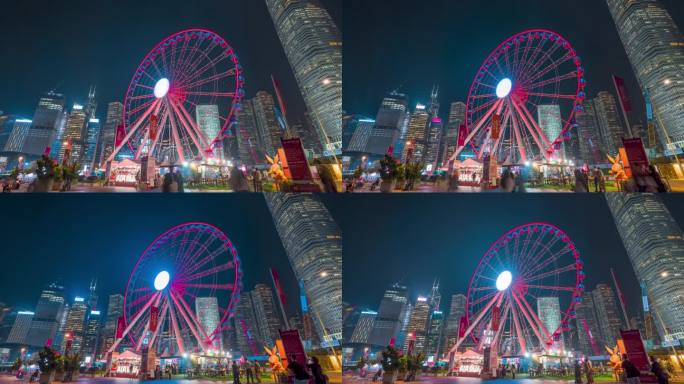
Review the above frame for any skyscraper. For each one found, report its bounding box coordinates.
[83,119,101,171]
[574,100,605,164]
[367,92,409,156]
[607,0,684,150]
[537,297,565,350]
[100,294,123,355]
[425,310,444,359]
[345,118,375,154]
[82,310,101,359]
[250,284,283,348]
[195,297,222,350]
[593,92,627,155]
[606,193,684,342]
[59,104,87,163]
[445,102,466,162]
[265,0,342,153]
[574,292,602,356]
[63,297,88,353]
[403,104,430,162]
[235,99,264,165]
[425,118,443,171]
[26,91,65,156]
[25,283,66,348]
[252,91,280,157]
[99,102,124,165]
[7,311,34,344]
[265,193,342,344]
[591,284,624,346]
[2,118,33,153]
[443,294,466,354]
[235,292,259,355]
[403,296,430,354]
[538,105,564,159]
[367,284,408,347]
[350,310,377,345]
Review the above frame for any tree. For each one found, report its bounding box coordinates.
[380,345,401,373]
[379,155,401,181]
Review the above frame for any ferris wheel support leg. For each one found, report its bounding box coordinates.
[517,290,553,341]
[105,99,161,164]
[511,290,549,350]
[176,101,213,152]
[165,99,188,163]
[168,289,209,352]
[167,294,185,354]
[449,99,504,163]
[508,102,528,162]
[477,97,507,161]
[107,291,160,355]
[517,101,554,152]
[133,99,164,161]
[146,110,169,162]
[148,301,169,349]
[134,293,162,352]
[168,99,208,161]
[448,291,503,356]
[174,289,213,343]
[489,109,511,159]
[490,302,511,350]
[510,296,528,352]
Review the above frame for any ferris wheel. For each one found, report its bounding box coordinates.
[450,223,585,357]
[106,29,245,165]
[451,30,586,165]
[108,223,242,356]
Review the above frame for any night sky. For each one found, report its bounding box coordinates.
[0,0,341,122]
[0,195,303,317]
[343,0,684,126]
[330,194,684,322]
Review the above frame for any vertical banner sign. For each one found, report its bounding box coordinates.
[622,138,649,170]
[279,329,308,367]
[482,155,491,186]
[648,123,657,148]
[149,306,159,333]
[492,306,501,331]
[458,316,468,338]
[149,115,159,141]
[271,75,288,119]
[115,124,126,147]
[116,316,125,338]
[281,138,313,182]
[613,76,633,113]
[620,329,657,383]
[43,146,51,157]
[458,124,468,147]
[491,114,501,140]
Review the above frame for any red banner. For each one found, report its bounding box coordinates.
[613,75,633,113]
[116,316,125,339]
[491,114,501,140]
[458,124,468,147]
[492,306,501,331]
[621,329,657,382]
[623,137,649,169]
[115,124,126,147]
[279,329,307,367]
[149,115,159,141]
[458,316,468,338]
[150,306,159,333]
[281,138,313,182]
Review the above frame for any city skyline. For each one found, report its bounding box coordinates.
[0,0,341,123]
[343,0,684,129]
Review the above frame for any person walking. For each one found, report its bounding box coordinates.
[575,361,583,384]
[245,362,254,384]
[232,361,241,384]
[308,356,328,384]
[623,358,641,384]
[288,355,311,384]
[584,359,594,384]
[253,361,261,383]
[651,358,669,384]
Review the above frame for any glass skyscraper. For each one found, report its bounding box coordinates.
[607,0,684,151]
[265,0,342,154]
[367,284,408,348]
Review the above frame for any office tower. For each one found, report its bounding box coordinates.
[425,117,443,171]
[575,100,605,164]
[0,307,16,343]
[538,105,564,159]
[235,292,259,355]
[368,92,410,156]
[396,302,413,349]
[252,91,280,157]
[425,310,444,359]
[25,283,66,347]
[63,297,88,353]
[99,102,124,164]
[591,284,624,346]
[59,104,88,162]
[0,114,11,152]
[403,104,430,162]
[7,311,34,344]
[350,310,377,344]
[298,280,319,347]
[594,92,627,155]
[265,193,342,344]
[265,0,343,152]
[607,0,684,150]
[3,118,33,153]
[537,297,565,350]
[83,310,101,359]
[100,294,124,355]
[445,102,466,162]
[26,91,65,156]
[195,297,222,350]
[574,292,602,356]
[83,119,101,170]
[444,294,466,354]
[345,118,375,153]
[49,111,68,159]
[403,296,430,354]
[196,105,221,142]
[606,193,684,343]
[367,284,408,347]
[235,99,263,165]
[250,284,283,348]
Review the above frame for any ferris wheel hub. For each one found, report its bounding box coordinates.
[496,270,513,291]
[154,78,170,98]
[496,78,513,98]
[154,270,171,291]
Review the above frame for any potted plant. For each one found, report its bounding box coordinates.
[379,155,401,193]
[403,162,424,191]
[34,155,57,192]
[37,346,58,384]
[54,355,65,381]
[380,345,401,384]
[404,352,425,382]
[62,353,81,382]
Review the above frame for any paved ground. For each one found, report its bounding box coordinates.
[343,374,684,384]
[0,371,342,383]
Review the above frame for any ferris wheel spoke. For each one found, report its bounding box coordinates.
[525,92,578,100]
[166,293,185,354]
[524,263,577,282]
[171,288,214,345]
[175,100,212,149]
[128,99,156,116]
[147,300,169,349]
[470,285,497,293]
[469,290,498,307]
[511,289,551,346]
[128,93,156,102]
[509,296,528,352]
[128,291,156,308]
[524,245,572,279]
[179,51,230,89]
[179,68,237,91]
[182,91,236,98]
[165,100,190,162]
[523,71,578,90]
[524,284,576,293]
[524,51,574,86]
[176,44,221,86]
[508,101,528,162]
[178,261,236,283]
[175,282,235,291]
[168,289,209,352]
[518,40,560,84]
[180,243,230,280]
[510,98,552,156]
[167,98,210,156]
